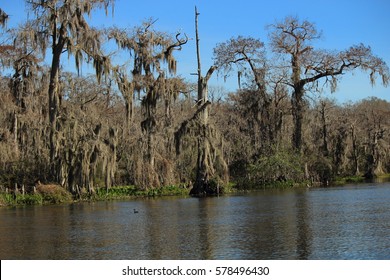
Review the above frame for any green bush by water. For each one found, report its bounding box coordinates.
[93,184,190,200]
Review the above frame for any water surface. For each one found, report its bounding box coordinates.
[1,182,390,259]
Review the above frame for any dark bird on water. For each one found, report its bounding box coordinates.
[133,209,139,213]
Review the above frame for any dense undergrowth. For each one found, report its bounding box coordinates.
[3,174,389,207]
[0,184,191,207]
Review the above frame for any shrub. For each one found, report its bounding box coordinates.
[245,149,305,188]
[0,193,14,206]
[308,156,334,185]
[36,184,72,204]
[15,194,43,205]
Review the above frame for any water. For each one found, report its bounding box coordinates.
[1,182,390,259]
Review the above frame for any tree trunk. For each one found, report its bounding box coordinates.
[147,128,155,168]
[48,17,66,182]
[291,86,304,152]
[320,103,329,156]
[190,79,214,196]
[105,127,117,192]
[48,45,63,182]
[350,124,360,175]
[13,111,18,155]
[290,50,305,152]
[124,95,133,129]
[190,7,216,196]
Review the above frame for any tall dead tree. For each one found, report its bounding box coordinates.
[192,6,216,195]
[175,7,228,196]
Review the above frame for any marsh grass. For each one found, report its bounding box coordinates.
[93,185,190,200]
[0,184,73,206]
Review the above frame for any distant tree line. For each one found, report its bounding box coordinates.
[0,1,389,197]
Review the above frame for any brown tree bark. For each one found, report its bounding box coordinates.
[48,22,66,182]
[190,7,219,196]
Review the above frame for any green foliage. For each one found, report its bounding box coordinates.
[244,149,305,189]
[145,185,188,197]
[0,193,52,206]
[0,193,15,206]
[93,185,190,201]
[0,184,191,206]
[15,194,43,205]
[94,185,137,200]
[307,156,334,185]
[333,176,366,185]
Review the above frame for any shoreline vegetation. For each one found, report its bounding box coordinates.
[1,174,389,207]
[1,6,390,202]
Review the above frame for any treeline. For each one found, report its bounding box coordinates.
[0,2,389,198]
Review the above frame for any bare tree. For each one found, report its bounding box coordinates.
[191,6,216,195]
[268,16,389,152]
[214,36,265,90]
[356,98,389,178]
[175,7,228,196]
[213,36,276,152]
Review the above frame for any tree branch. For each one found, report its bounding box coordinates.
[204,65,217,83]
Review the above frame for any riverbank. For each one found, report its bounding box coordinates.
[1,175,389,207]
[2,182,390,259]
[0,184,193,207]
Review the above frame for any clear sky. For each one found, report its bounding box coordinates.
[2,0,390,103]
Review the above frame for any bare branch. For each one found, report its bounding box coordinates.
[0,8,8,28]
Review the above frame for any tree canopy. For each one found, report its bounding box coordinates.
[268,16,389,151]
[0,4,389,199]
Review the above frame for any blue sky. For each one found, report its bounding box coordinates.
[2,0,390,103]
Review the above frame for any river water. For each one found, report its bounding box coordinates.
[1,182,390,259]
